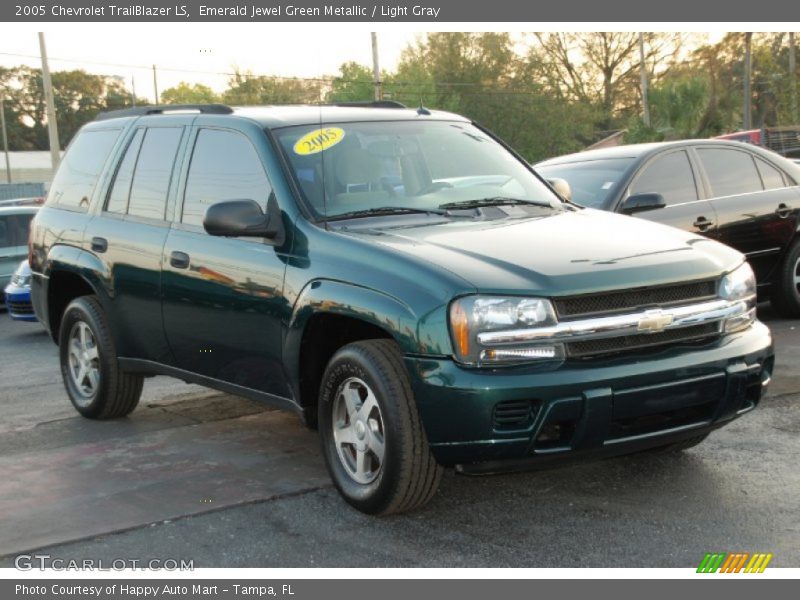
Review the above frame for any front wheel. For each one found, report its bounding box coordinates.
[318,339,442,515]
[59,296,143,419]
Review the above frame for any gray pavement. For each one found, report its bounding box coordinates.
[0,306,798,567]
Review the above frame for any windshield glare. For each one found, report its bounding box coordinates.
[536,158,634,209]
[275,120,561,219]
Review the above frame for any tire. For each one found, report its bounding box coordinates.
[58,296,143,419]
[318,339,442,515]
[770,238,800,318]
[646,434,709,454]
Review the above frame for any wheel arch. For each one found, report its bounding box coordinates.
[285,279,434,415]
[43,245,111,343]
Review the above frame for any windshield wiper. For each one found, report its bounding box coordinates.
[438,197,553,210]
[325,206,449,221]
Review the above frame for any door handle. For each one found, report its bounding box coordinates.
[692,216,713,231]
[169,251,190,269]
[776,203,792,219]
[90,237,108,253]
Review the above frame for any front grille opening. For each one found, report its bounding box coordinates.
[609,401,716,440]
[566,323,720,359]
[554,280,717,319]
[534,420,576,449]
[493,399,537,431]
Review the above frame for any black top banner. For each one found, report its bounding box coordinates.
[2,0,798,22]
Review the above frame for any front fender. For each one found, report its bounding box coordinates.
[283,279,452,391]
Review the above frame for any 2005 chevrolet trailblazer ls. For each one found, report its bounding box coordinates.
[29,102,774,514]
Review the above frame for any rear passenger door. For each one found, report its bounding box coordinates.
[161,123,293,399]
[695,146,800,283]
[83,117,189,362]
[622,148,718,235]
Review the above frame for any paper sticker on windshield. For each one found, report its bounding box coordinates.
[294,127,345,155]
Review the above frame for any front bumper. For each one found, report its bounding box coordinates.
[4,285,37,322]
[405,322,773,468]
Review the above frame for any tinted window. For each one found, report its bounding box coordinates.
[754,157,786,190]
[630,150,698,206]
[127,127,183,220]
[537,158,634,209]
[0,213,35,248]
[697,148,762,197]
[47,129,120,210]
[182,129,271,227]
[106,129,145,214]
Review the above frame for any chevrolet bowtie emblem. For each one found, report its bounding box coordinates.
[637,309,674,333]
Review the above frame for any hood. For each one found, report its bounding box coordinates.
[337,208,742,296]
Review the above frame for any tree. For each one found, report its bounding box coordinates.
[222,69,321,105]
[326,62,375,103]
[0,66,135,150]
[161,82,219,105]
[529,33,682,128]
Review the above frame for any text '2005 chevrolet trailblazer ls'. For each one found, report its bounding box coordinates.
[29,103,773,514]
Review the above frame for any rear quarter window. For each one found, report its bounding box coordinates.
[46,128,121,211]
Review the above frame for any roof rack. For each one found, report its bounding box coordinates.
[95,103,234,121]
[333,100,407,109]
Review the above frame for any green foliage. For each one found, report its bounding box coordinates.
[0,66,136,150]
[160,82,219,105]
[325,62,375,103]
[222,69,321,105]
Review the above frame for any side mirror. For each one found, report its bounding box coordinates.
[620,192,666,215]
[547,178,572,203]
[203,195,285,245]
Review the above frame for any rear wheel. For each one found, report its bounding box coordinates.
[318,339,442,515]
[59,296,143,419]
[770,238,800,318]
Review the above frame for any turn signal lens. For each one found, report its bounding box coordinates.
[450,301,470,359]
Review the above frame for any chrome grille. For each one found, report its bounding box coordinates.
[554,280,717,319]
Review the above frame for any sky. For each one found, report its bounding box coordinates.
[0,26,739,104]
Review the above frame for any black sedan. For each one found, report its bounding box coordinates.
[537,140,800,317]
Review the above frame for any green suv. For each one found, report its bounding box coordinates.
[29,103,774,514]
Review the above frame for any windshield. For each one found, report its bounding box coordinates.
[536,158,635,209]
[274,120,562,219]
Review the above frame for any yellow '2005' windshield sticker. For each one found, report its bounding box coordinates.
[293,127,346,155]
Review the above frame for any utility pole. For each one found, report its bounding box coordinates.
[371,32,382,101]
[152,65,159,105]
[743,32,753,130]
[639,33,651,127]
[790,32,797,124]
[131,76,137,107]
[1,97,11,183]
[38,32,60,172]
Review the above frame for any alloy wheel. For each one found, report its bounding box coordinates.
[332,377,386,484]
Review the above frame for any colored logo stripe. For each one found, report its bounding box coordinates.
[697,552,773,573]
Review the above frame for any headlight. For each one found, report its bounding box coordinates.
[449,296,563,365]
[719,263,757,333]
[719,262,756,302]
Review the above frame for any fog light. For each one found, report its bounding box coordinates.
[480,345,564,363]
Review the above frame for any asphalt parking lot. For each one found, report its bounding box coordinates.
[0,307,798,568]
